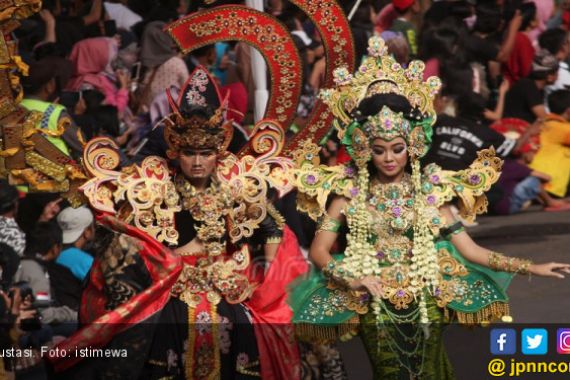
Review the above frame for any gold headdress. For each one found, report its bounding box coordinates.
[163,66,233,158]
[320,36,441,163]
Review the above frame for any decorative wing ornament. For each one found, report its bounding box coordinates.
[419,148,503,231]
[292,140,355,221]
[283,0,355,155]
[81,138,181,246]
[218,120,295,242]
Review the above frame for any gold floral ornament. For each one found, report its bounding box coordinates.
[217,120,295,243]
[81,137,181,246]
[293,140,356,221]
[419,148,503,229]
[171,244,255,307]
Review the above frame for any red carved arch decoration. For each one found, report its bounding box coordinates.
[166,5,303,137]
[283,0,355,155]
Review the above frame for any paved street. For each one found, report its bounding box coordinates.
[339,208,570,379]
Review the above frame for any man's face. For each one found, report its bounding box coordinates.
[179,149,217,179]
[546,71,559,85]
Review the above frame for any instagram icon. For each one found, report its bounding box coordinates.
[557,329,570,354]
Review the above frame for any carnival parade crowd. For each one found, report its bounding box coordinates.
[1,0,570,379]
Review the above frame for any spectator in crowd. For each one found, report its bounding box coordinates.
[503,2,537,84]
[20,57,84,160]
[530,89,570,203]
[464,4,521,65]
[503,49,559,123]
[388,0,421,57]
[66,37,130,114]
[0,243,20,292]
[382,31,410,67]
[185,44,217,73]
[540,28,570,93]
[423,92,517,171]
[13,222,78,325]
[16,194,63,235]
[56,207,95,282]
[138,20,189,112]
[0,180,25,257]
[491,154,559,215]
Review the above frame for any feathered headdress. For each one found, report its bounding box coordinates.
[163,67,233,158]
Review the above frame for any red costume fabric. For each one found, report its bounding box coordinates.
[48,214,182,372]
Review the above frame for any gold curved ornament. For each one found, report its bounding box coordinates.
[81,138,181,245]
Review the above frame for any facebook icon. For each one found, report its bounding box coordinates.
[491,329,517,355]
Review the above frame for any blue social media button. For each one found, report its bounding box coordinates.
[491,329,516,355]
[522,329,548,355]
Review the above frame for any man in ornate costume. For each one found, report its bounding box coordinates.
[290,37,570,379]
[47,67,306,380]
[139,67,306,379]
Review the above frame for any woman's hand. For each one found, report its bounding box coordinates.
[529,263,570,278]
[349,276,384,298]
[116,69,130,89]
[38,198,63,222]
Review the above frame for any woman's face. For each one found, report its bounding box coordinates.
[371,137,408,181]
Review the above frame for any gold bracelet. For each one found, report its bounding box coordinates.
[317,213,342,234]
[488,251,533,274]
[322,259,353,287]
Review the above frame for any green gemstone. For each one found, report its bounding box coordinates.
[323,183,331,189]
[432,218,440,225]
[395,218,404,227]
[390,249,401,259]
[377,204,386,211]
[421,183,433,193]
[396,273,403,283]
[406,199,414,207]
[455,185,464,192]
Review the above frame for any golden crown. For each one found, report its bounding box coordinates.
[319,36,442,142]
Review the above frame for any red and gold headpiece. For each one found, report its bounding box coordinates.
[164,67,233,158]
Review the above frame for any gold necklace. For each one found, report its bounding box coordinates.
[174,175,233,257]
[368,173,414,232]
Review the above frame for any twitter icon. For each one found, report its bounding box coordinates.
[522,329,548,355]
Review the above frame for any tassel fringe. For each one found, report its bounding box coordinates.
[454,302,511,325]
[295,316,360,343]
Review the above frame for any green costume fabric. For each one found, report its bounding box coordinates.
[289,240,514,379]
[360,296,453,380]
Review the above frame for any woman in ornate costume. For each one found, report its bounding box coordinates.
[290,37,570,379]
